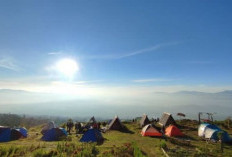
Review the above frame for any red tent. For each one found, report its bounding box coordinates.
[165,125,184,137]
[141,124,162,137]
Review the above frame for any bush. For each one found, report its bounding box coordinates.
[160,141,167,149]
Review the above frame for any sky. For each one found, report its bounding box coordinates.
[0,0,232,119]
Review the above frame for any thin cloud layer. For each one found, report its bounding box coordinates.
[82,42,180,60]
[0,57,20,71]
[132,78,173,83]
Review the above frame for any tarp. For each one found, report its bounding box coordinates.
[165,125,184,137]
[80,128,103,143]
[141,124,162,137]
[41,128,67,141]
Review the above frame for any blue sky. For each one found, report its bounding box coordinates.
[0,0,232,86]
[0,1,232,118]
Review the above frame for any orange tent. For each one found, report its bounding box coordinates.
[165,125,184,137]
[141,124,162,137]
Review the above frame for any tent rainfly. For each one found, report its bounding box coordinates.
[159,112,176,127]
[165,125,184,137]
[108,116,124,131]
[141,124,162,137]
[80,128,104,143]
[88,116,97,124]
[140,114,150,128]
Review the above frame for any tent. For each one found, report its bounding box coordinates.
[198,123,221,137]
[41,128,67,141]
[141,124,162,137]
[41,121,56,135]
[80,128,104,143]
[108,116,124,131]
[204,128,231,142]
[0,127,11,142]
[198,123,231,142]
[89,116,97,124]
[11,128,28,140]
[0,127,27,142]
[198,123,211,137]
[159,112,176,127]
[165,125,184,137]
[18,128,28,138]
[140,114,150,128]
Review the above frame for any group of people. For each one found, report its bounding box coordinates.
[66,119,102,134]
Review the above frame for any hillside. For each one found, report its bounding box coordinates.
[0,120,232,156]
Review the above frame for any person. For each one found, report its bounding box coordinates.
[66,119,74,134]
[75,122,81,134]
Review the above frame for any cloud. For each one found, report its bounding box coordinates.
[48,51,63,55]
[0,57,20,71]
[83,41,180,60]
[132,78,173,83]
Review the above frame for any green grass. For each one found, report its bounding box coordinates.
[0,120,232,156]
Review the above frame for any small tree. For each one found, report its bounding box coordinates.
[217,131,224,153]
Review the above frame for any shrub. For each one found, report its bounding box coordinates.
[160,141,167,149]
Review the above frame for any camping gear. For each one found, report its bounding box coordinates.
[159,112,176,127]
[141,124,162,137]
[80,128,104,143]
[108,116,124,131]
[140,114,150,127]
[177,113,185,117]
[165,125,184,137]
[198,123,220,137]
[41,128,67,141]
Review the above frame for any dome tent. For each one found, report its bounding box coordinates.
[0,126,28,142]
[41,128,67,141]
[80,128,104,143]
[165,125,184,137]
[141,124,162,137]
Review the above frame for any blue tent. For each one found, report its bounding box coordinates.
[0,127,11,142]
[199,123,231,143]
[205,128,231,142]
[41,128,67,141]
[18,128,28,137]
[80,129,103,143]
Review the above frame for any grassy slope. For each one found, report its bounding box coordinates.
[0,120,232,156]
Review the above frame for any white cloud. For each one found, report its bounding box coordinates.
[83,41,180,60]
[0,57,20,71]
[48,51,63,55]
[132,78,173,83]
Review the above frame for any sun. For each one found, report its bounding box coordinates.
[55,58,79,78]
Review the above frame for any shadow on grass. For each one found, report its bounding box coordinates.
[120,126,134,134]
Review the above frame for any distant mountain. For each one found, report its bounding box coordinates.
[215,90,232,95]
[0,89,32,94]
[174,90,232,95]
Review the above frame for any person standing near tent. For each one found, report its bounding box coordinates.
[75,122,81,134]
[66,119,74,134]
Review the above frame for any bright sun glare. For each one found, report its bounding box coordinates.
[56,58,79,78]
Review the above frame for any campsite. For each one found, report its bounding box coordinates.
[1,113,232,157]
[1,1,232,156]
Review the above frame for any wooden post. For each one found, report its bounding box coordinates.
[198,112,201,124]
